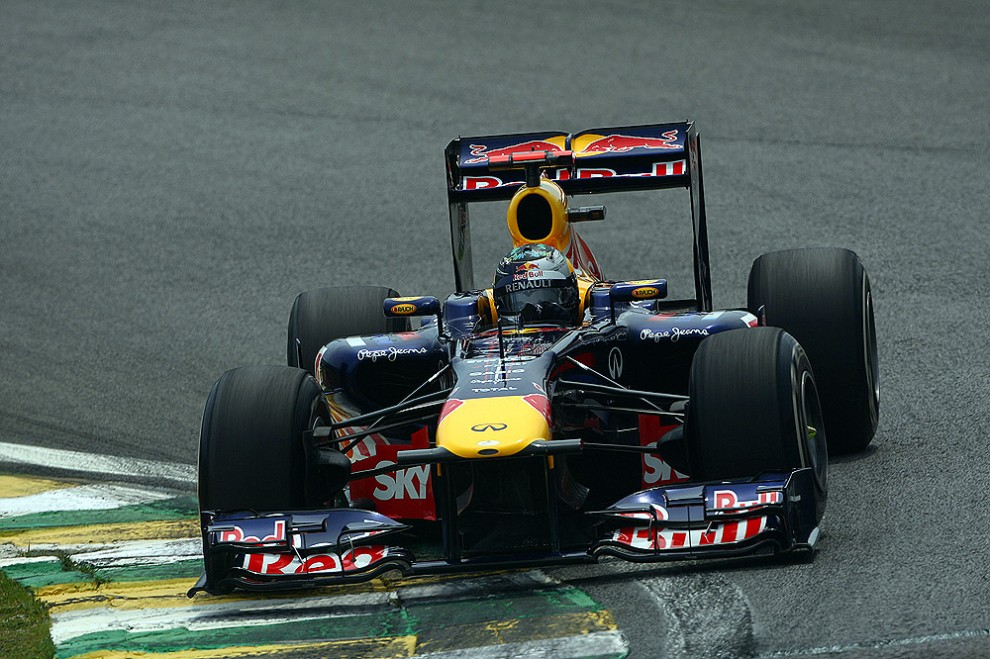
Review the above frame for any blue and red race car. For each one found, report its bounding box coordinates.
[190,122,878,595]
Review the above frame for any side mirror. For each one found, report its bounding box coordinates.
[608,279,668,303]
[383,296,441,320]
[567,205,606,223]
[608,280,668,322]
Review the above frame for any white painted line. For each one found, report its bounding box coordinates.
[411,630,628,658]
[0,554,62,568]
[0,442,195,485]
[753,628,990,657]
[49,590,392,644]
[0,483,175,518]
[69,538,202,568]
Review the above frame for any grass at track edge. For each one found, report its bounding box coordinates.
[0,569,55,659]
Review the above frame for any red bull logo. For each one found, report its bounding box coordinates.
[514,262,544,280]
[577,130,680,155]
[465,140,564,164]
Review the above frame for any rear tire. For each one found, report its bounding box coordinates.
[287,286,409,376]
[748,248,878,453]
[199,365,340,511]
[686,328,828,514]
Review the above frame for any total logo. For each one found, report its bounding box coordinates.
[373,461,430,500]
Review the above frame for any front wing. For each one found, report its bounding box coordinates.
[188,468,820,596]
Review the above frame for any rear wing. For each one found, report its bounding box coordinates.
[444,121,712,311]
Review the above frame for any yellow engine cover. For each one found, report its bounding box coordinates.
[506,179,569,251]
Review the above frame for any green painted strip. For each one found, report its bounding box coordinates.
[3,555,203,591]
[2,560,66,581]
[2,560,94,590]
[0,496,197,531]
[93,559,204,583]
[56,608,415,658]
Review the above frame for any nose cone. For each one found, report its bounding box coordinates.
[437,396,551,458]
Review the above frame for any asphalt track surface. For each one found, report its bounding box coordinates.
[2,1,989,656]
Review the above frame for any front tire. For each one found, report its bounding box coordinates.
[199,365,345,512]
[686,328,828,516]
[748,248,879,453]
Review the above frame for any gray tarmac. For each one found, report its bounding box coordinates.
[2,1,989,656]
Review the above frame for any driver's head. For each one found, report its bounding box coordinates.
[493,244,579,326]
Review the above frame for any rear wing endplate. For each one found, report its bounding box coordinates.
[444,121,712,311]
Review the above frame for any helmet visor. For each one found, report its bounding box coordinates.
[500,286,567,315]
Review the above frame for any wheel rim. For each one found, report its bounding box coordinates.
[863,285,879,412]
[800,371,828,493]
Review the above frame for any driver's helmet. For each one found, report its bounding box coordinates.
[493,243,579,325]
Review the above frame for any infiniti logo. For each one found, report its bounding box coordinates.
[471,423,508,432]
[608,347,624,380]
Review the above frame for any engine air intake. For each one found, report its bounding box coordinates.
[516,194,553,241]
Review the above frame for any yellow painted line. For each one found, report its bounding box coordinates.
[38,576,391,613]
[70,635,417,659]
[484,619,519,644]
[0,518,199,546]
[0,473,74,497]
[502,608,617,642]
[36,577,203,612]
[412,609,616,655]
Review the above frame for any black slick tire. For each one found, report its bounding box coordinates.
[287,286,409,376]
[686,328,828,512]
[199,365,332,512]
[748,248,879,453]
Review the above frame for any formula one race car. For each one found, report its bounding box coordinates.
[190,122,879,595]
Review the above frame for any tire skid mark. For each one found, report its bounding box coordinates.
[753,628,990,657]
[639,572,754,659]
[0,441,195,486]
